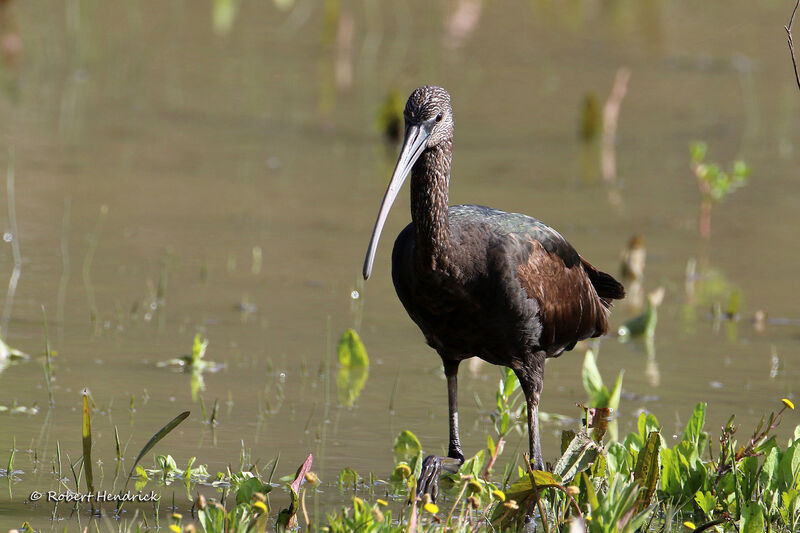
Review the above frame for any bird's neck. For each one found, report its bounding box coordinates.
[410,139,453,272]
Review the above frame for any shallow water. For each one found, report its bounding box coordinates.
[0,0,798,528]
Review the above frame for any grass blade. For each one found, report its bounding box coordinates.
[125,411,191,486]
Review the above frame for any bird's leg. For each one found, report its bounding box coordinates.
[417,359,464,502]
[525,392,544,470]
[513,357,545,471]
[444,360,465,462]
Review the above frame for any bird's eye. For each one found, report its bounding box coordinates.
[435,112,443,122]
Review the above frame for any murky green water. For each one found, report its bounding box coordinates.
[0,0,798,528]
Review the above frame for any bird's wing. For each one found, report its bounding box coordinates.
[454,205,620,352]
[514,236,607,351]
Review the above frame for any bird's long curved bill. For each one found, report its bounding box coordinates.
[363,124,431,280]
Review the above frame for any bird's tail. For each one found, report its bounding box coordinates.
[581,258,626,308]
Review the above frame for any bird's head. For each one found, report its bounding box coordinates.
[404,85,454,149]
[362,85,454,280]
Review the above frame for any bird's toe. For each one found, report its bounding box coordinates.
[416,454,442,503]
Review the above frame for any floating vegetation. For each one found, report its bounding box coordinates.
[0,331,37,413]
[0,333,28,370]
[158,334,224,400]
[0,401,38,415]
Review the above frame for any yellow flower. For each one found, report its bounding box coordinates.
[423,502,439,514]
[171,513,183,521]
[782,398,795,410]
[394,464,412,479]
[376,499,389,507]
[169,526,181,533]
[468,479,483,494]
[252,500,268,514]
[491,489,506,502]
[683,521,696,530]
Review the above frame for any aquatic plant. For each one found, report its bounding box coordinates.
[690,142,750,239]
[5,345,799,532]
[336,328,369,407]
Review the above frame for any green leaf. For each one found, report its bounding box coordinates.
[277,487,299,531]
[487,435,496,459]
[501,367,518,398]
[608,371,624,411]
[236,477,265,505]
[500,411,510,435]
[337,467,359,489]
[740,456,759,500]
[81,389,94,497]
[125,411,191,490]
[393,430,422,464]
[192,334,209,365]
[782,489,799,517]
[633,431,661,511]
[682,402,707,447]
[779,440,800,492]
[740,501,765,533]
[695,490,716,515]
[492,469,563,527]
[505,470,561,494]
[336,366,369,407]
[578,471,599,511]
[561,430,576,455]
[606,442,631,477]
[198,501,226,533]
[582,350,602,395]
[460,449,486,479]
[636,412,647,444]
[659,447,682,498]
[337,329,369,368]
[552,430,600,483]
[691,141,708,162]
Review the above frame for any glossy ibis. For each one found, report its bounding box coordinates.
[363,86,625,501]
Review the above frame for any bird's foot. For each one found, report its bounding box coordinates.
[416,455,462,504]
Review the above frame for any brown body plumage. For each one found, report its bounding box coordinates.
[363,86,625,501]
